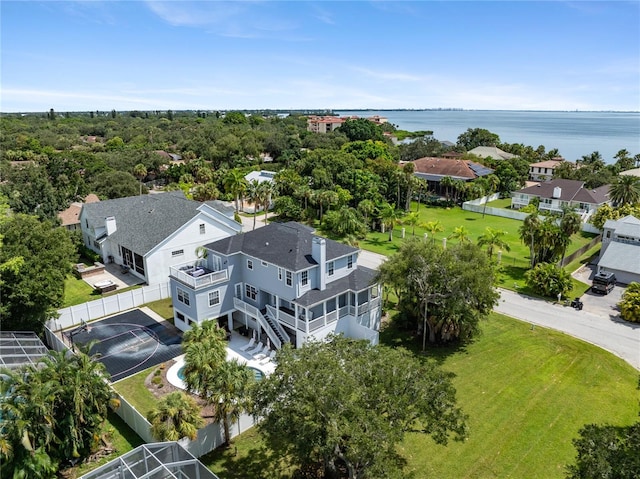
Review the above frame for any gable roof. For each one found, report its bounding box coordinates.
[603,215,640,237]
[410,157,494,181]
[514,179,610,204]
[81,191,234,256]
[58,194,101,227]
[467,146,516,160]
[529,159,565,168]
[205,221,357,271]
[599,242,640,275]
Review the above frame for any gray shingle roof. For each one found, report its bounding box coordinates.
[599,242,640,275]
[515,179,610,204]
[205,221,358,271]
[604,215,640,237]
[296,266,377,307]
[81,191,232,256]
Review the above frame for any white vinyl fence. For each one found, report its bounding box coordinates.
[51,282,170,331]
[462,196,603,234]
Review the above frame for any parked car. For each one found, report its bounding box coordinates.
[591,272,616,295]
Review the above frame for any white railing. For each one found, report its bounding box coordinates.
[308,316,325,332]
[170,266,228,289]
[233,298,282,350]
[274,307,296,328]
[264,305,291,344]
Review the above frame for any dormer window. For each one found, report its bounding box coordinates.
[347,255,353,269]
[327,261,334,276]
[247,259,253,270]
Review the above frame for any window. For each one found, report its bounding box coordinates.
[245,284,257,300]
[261,261,268,267]
[176,312,185,322]
[247,259,253,270]
[278,268,283,281]
[208,290,220,306]
[327,261,334,276]
[301,270,308,286]
[171,249,184,257]
[177,288,190,306]
[286,271,292,287]
[199,224,205,234]
[606,231,611,239]
[347,255,353,269]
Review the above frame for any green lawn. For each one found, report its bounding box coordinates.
[146,298,174,322]
[63,274,100,307]
[111,367,159,416]
[360,204,597,293]
[202,314,639,478]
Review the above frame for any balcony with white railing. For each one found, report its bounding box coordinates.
[169,263,228,289]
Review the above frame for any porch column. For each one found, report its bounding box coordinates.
[227,312,233,331]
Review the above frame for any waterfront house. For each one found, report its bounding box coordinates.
[467,146,516,160]
[409,157,494,196]
[528,157,566,181]
[510,179,610,219]
[169,222,381,349]
[79,191,241,286]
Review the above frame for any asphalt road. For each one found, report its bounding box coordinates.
[495,288,640,370]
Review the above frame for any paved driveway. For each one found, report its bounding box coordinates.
[572,264,624,319]
[495,288,640,370]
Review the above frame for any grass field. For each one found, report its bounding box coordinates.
[360,204,597,293]
[202,314,639,478]
[63,274,99,307]
[111,367,159,416]
[146,298,174,322]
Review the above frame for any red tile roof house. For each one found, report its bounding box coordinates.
[510,179,611,220]
[407,157,495,197]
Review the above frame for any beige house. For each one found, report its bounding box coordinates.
[528,157,566,181]
[307,116,348,133]
[58,194,100,231]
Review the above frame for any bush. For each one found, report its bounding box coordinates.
[618,282,640,323]
[525,262,573,298]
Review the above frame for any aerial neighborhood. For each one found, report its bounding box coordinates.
[1,110,639,479]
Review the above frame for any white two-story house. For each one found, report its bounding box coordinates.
[169,222,381,349]
[511,179,611,220]
[598,215,640,285]
[80,191,242,285]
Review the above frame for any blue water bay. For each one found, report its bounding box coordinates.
[337,110,640,164]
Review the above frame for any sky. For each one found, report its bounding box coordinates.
[1,1,639,112]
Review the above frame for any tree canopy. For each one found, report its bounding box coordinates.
[375,238,499,345]
[0,214,75,333]
[0,350,119,478]
[251,336,467,479]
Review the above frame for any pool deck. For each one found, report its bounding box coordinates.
[167,331,276,389]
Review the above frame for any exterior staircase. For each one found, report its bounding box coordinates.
[262,306,290,346]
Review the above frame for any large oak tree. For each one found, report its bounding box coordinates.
[252,336,467,479]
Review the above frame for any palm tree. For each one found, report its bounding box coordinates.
[133,163,147,195]
[245,179,261,230]
[421,220,444,244]
[357,199,376,228]
[224,169,248,213]
[147,392,204,441]
[182,321,227,400]
[448,225,471,244]
[258,180,277,225]
[477,227,510,260]
[559,207,582,263]
[209,359,254,446]
[519,211,541,268]
[379,203,402,241]
[402,211,420,236]
[440,176,454,201]
[609,175,640,206]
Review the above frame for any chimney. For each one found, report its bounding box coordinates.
[105,216,117,235]
[552,187,562,199]
[312,236,327,291]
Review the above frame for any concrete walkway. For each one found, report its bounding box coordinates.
[495,288,640,370]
